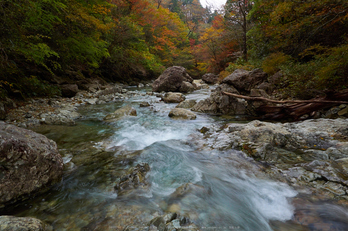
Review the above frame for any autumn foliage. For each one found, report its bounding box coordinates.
[0,0,347,99]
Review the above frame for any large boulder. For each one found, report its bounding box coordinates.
[222,69,268,94]
[0,216,50,231]
[60,84,79,98]
[168,108,197,120]
[152,66,193,92]
[191,84,247,115]
[161,92,186,103]
[202,73,219,84]
[0,122,63,206]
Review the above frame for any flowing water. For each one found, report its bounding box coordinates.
[5,86,345,230]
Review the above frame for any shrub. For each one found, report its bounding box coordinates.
[262,52,291,75]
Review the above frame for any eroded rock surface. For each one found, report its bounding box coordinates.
[200,118,348,199]
[0,216,50,231]
[0,122,63,207]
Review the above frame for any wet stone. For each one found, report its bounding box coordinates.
[114,163,150,194]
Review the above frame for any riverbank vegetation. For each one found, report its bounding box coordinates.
[0,0,347,100]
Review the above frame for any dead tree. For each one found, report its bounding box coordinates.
[222,90,348,121]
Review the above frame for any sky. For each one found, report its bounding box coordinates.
[200,0,226,10]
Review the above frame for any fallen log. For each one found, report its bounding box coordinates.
[221,91,348,105]
[222,90,348,121]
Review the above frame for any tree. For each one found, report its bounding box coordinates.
[248,0,348,96]
[224,0,253,61]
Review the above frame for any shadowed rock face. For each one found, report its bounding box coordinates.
[152,66,193,92]
[222,69,267,94]
[202,73,219,84]
[0,122,63,207]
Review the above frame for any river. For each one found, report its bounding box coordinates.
[5,86,346,230]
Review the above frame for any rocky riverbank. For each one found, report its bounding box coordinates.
[195,118,348,201]
[3,83,151,128]
[1,66,348,230]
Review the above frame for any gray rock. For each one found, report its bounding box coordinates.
[268,71,284,86]
[192,79,209,90]
[152,66,193,92]
[0,122,63,206]
[201,118,348,198]
[202,73,219,84]
[140,102,151,107]
[191,84,247,115]
[0,216,50,231]
[162,92,185,103]
[60,84,79,97]
[222,68,267,94]
[179,81,195,93]
[176,100,197,109]
[104,105,137,121]
[96,85,122,97]
[168,108,197,120]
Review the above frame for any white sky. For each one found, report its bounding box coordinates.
[200,0,226,10]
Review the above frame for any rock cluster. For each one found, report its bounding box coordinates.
[201,118,348,199]
[192,69,268,115]
[148,213,199,231]
[2,84,143,128]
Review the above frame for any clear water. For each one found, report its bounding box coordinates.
[3,87,347,230]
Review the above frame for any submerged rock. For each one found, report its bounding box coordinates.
[115,163,150,194]
[0,122,63,207]
[0,216,50,231]
[152,66,193,92]
[169,108,197,120]
[149,213,199,231]
[104,105,137,121]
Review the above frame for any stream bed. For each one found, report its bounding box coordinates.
[4,87,348,230]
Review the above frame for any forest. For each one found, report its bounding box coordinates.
[0,0,347,100]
